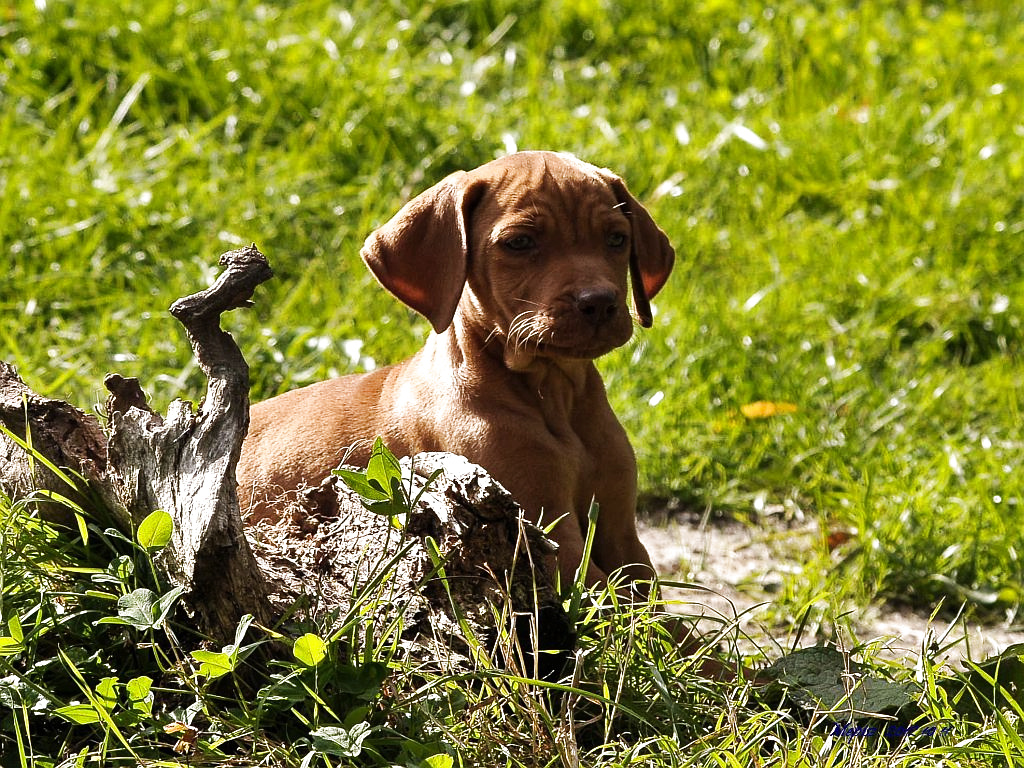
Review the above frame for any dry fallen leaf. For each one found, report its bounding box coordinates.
[164,721,199,754]
[740,401,799,419]
[826,530,855,550]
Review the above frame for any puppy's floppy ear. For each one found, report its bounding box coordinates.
[361,171,485,333]
[599,172,675,328]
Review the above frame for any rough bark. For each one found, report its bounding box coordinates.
[0,361,122,527]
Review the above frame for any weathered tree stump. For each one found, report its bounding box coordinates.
[0,246,572,669]
[103,244,275,639]
[249,452,573,677]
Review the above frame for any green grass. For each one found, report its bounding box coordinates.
[2,473,1022,766]
[2,0,1023,763]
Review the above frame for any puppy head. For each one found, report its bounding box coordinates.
[361,151,674,367]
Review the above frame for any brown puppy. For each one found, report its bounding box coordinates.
[237,151,674,591]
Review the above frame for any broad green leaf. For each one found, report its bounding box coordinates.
[366,438,402,500]
[363,497,409,518]
[760,646,915,716]
[111,588,159,630]
[0,636,25,656]
[335,439,410,517]
[424,755,454,768]
[333,662,388,699]
[256,672,308,707]
[137,509,173,550]
[388,474,405,502]
[127,676,154,715]
[126,675,153,700]
[189,616,258,680]
[94,677,118,712]
[55,704,102,724]
[218,615,260,663]
[192,649,234,679]
[293,633,327,667]
[101,585,182,630]
[334,468,389,501]
[153,585,186,625]
[112,555,134,582]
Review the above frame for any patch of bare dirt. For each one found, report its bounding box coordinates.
[638,511,1023,667]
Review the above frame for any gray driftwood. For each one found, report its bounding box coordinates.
[0,247,571,669]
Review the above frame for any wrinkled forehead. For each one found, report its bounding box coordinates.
[469,153,626,231]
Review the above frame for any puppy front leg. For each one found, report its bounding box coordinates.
[522,492,651,599]
[591,474,657,595]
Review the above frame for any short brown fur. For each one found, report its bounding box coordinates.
[237,151,674,590]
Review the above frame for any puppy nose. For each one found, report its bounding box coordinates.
[575,287,619,325]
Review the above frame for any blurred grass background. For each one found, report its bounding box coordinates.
[2,0,1022,624]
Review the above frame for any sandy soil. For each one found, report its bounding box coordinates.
[637,511,1023,668]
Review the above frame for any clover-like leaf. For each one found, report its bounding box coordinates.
[136,509,173,551]
[310,722,372,758]
[293,633,327,667]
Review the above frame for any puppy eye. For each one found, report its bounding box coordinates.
[504,234,536,251]
[607,232,628,248]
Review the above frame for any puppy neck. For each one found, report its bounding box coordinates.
[518,355,593,398]
[425,304,593,395]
